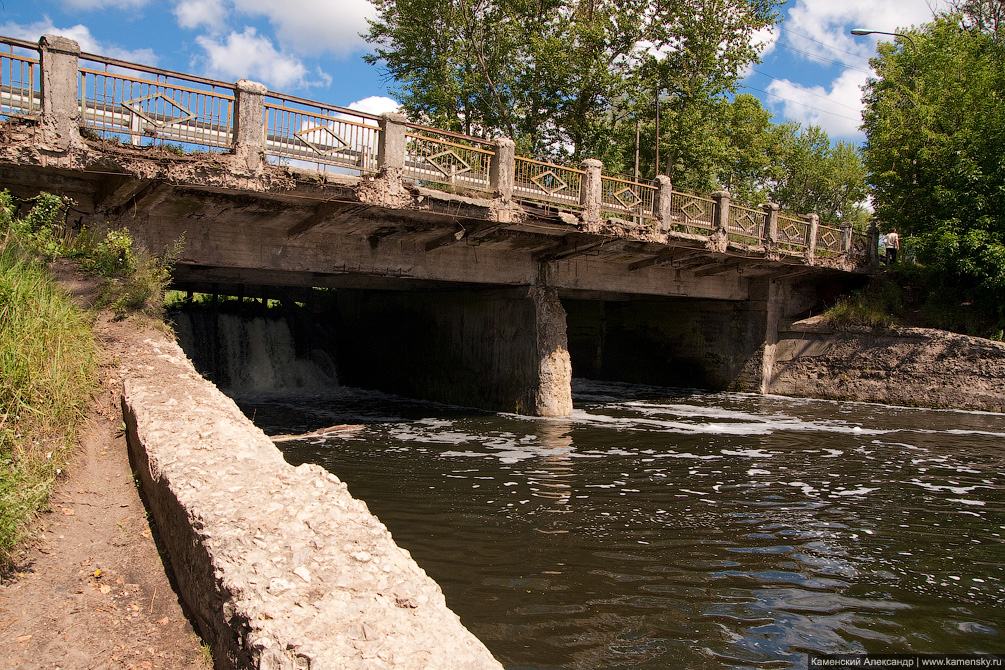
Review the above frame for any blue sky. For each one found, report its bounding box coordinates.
[3,0,944,143]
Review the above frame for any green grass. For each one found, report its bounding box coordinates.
[0,188,178,572]
[823,264,1005,339]
[0,234,97,570]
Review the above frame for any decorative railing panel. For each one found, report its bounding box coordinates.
[514,156,583,210]
[265,94,380,174]
[727,203,766,245]
[815,223,844,256]
[78,55,234,150]
[601,175,657,224]
[403,128,493,193]
[666,191,716,235]
[0,39,39,118]
[776,214,808,252]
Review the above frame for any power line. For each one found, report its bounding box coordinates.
[748,68,863,112]
[739,82,863,122]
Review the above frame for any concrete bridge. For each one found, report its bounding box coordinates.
[0,35,876,416]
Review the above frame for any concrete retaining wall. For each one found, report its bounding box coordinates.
[121,336,502,669]
[767,320,1005,412]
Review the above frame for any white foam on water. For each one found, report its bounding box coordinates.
[947,498,986,507]
[832,487,879,496]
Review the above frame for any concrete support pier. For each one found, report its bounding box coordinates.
[336,286,573,417]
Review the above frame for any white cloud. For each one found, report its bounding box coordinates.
[195,27,319,89]
[227,0,376,56]
[347,96,399,117]
[0,19,157,63]
[785,0,942,67]
[766,69,869,139]
[174,0,228,31]
[60,0,149,9]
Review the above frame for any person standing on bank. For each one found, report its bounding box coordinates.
[885,229,900,264]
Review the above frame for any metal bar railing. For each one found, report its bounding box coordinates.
[815,223,844,256]
[666,191,716,235]
[78,53,234,150]
[264,93,381,175]
[600,175,658,224]
[727,203,767,245]
[403,128,494,193]
[513,155,584,210]
[0,39,40,118]
[776,214,808,252]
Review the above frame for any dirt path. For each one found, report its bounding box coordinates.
[0,263,211,669]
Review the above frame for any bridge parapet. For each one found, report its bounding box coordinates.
[0,33,872,270]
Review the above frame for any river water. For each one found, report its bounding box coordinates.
[231,380,1005,669]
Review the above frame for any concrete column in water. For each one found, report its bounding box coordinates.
[336,285,573,417]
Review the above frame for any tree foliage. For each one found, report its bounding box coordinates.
[365,0,781,164]
[862,12,1005,330]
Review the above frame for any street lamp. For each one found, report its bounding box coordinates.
[850,28,917,53]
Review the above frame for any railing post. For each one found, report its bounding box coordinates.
[490,137,515,204]
[803,213,819,261]
[653,175,673,233]
[762,202,779,245]
[377,112,408,172]
[39,34,82,150]
[763,201,779,257]
[840,221,853,262]
[232,79,267,171]
[709,190,730,252]
[867,220,880,268]
[579,158,603,231]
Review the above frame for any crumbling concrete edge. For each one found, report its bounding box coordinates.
[121,336,503,670]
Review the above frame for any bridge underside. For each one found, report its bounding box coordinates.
[0,139,855,415]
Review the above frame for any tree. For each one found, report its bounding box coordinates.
[862,14,1005,328]
[769,125,868,224]
[364,0,781,164]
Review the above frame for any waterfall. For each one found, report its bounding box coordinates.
[172,310,338,393]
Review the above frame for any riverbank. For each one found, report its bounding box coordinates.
[769,316,1005,412]
[0,263,211,668]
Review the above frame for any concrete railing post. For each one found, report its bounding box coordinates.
[579,158,603,231]
[803,213,819,261]
[39,34,82,150]
[762,202,779,247]
[840,221,854,263]
[867,220,880,267]
[653,175,673,233]
[232,79,267,171]
[490,137,515,204]
[709,190,731,252]
[377,112,408,172]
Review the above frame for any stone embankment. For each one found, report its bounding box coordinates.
[122,334,502,669]
[768,318,1005,412]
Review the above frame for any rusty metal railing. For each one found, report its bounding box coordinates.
[264,92,381,174]
[403,125,494,193]
[666,191,716,235]
[514,156,584,210]
[601,175,658,225]
[776,214,809,252]
[77,52,234,150]
[727,203,767,245]
[815,222,844,257]
[0,37,40,118]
